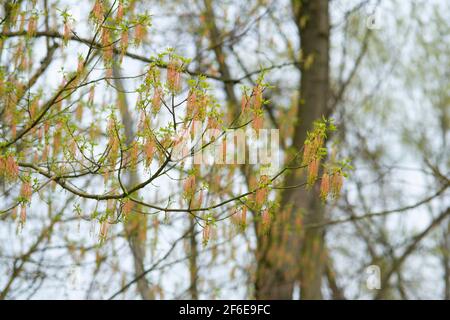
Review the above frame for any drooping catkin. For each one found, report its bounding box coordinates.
[241,93,249,114]
[307,158,320,186]
[183,175,196,198]
[134,23,147,46]
[27,15,37,37]
[122,199,134,218]
[187,90,197,119]
[255,175,269,208]
[320,172,330,201]
[107,117,119,168]
[119,30,129,63]
[252,84,263,111]
[167,60,181,92]
[202,224,211,246]
[0,155,19,182]
[151,88,162,114]
[76,102,83,121]
[92,0,104,23]
[253,113,263,132]
[129,142,139,170]
[144,136,155,167]
[20,205,27,226]
[116,2,124,21]
[331,172,343,198]
[261,209,271,231]
[99,220,109,241]
[20,181,32,202]
[241,206,247,227]
[63,20,71,45]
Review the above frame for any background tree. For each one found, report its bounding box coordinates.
[0,0,449,300]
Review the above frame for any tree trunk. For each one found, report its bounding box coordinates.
[255,0,330,300]
[113,64,154,300]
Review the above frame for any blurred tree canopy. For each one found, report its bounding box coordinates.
[0,0,449,299]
